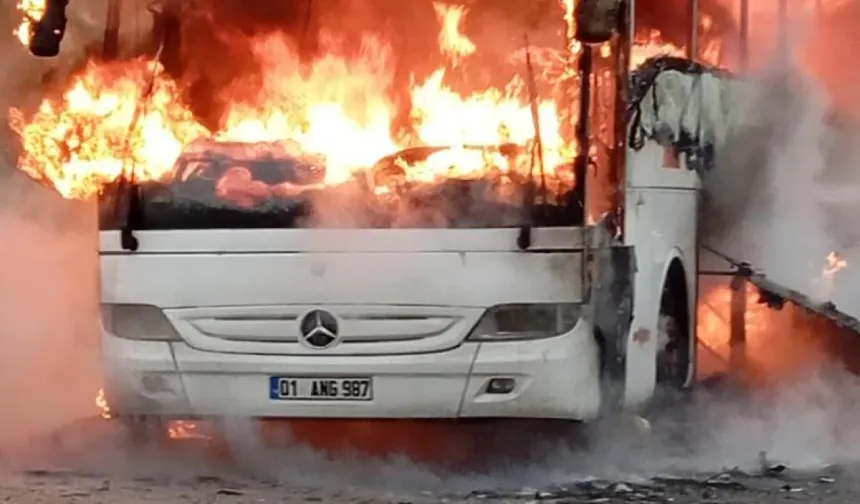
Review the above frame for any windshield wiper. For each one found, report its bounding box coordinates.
[518,35,546,251]
[118,177,141,252]
[115,110,145,252]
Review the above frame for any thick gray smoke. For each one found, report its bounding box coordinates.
[701,14,860,316]
[701,69,835,292]
[680,4,860,484]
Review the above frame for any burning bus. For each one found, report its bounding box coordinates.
[9,0,734,434]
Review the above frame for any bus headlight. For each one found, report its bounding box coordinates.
[101,304,182,341]
[466,303,582,342]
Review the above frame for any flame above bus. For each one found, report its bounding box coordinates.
[9,0,719,201]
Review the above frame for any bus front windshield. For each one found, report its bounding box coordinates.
[98,140,583,230]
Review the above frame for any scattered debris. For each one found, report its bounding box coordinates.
[466,477,741,502]
[23,469,68,477]
[781,484,805,493]
[461,463,854,504]
[59,490,93,498]
[758,451,788,478]
[653,474,747,491]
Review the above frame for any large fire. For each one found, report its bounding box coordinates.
[9,5,570,200]
[8,0,718,203]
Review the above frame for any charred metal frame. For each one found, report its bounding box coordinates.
[700,245,860,376]
[591,219,635,413]
[688,0,699,61]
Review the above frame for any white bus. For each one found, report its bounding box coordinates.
[99,7,724,432]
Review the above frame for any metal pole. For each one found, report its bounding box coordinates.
[103,0,122,59]
[574,46,592,220]
[729,271,747,374]
[612,0,633,236]
[688,0,699,60]
[628,0,636,56]
[739,0,749,70]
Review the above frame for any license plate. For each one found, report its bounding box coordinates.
[269,376,373,401]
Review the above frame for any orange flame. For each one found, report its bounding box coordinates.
[823,251,847,278]
[9,58,206,198]
[95,388,111,419]
[9,4,716,202]
[697,282,771,366]
[434,2,476,64]
[94,387,208,441]
[630,30,688,67]
[9,28,572,200]
[811,251,848,301]
[696,274,838,384]
[167,420,210,440]
[14,0,46,45]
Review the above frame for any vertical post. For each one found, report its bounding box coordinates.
[688,0,699,60]
[611,0,633,237]
[729,269,748,374]
[103,0,122,60]
[574,46,593,221]
[738,0,749,70]
[628,0,635,58]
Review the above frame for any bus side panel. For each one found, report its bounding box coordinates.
[623,142,699,410]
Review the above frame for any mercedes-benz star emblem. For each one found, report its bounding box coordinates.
[299,309,340,349]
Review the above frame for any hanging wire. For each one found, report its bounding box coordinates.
[523,33,546,201]
[115,35,166,250]
[118,37,165,196]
